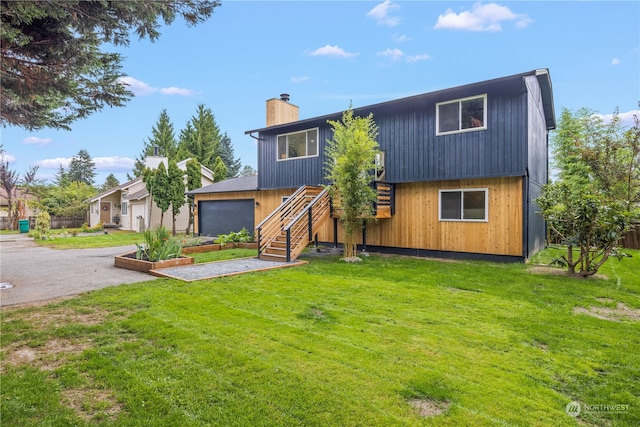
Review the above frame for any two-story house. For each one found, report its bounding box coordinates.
[190,69,555,262]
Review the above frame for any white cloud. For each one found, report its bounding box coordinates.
[160,87,195,96]
[118,76,157,96]
[1,152,16,163]
[392,33,411,42]
[22,136,53,146]
[93,156,135,172]
[291,76,310,83]
[377,48,404,61]
[309,45,358,58]
[367,0,401,27]
[36,157,71,169]
[597,109,639,128]
[406,54,432,63]
[118,76,195,96]
[434,3,533,32]
[611,58,621,65]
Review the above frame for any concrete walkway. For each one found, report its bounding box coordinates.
[152,257,306,282]
[0,233,150,307]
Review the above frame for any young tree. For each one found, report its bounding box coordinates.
[185,158,202,235]
[67,149,96,186]
[325,107,380,260]
[132,109,179,177]
[100,174,120,193]
[0,146,39,229]
[537,109,640,277]
[178,104,222,171]
[143,162,170,226]
[239,165,257,177]
[1,1,220,130]
[218,133,241,178]
[42,181,96,217]
[212,156,228,183]
[167,160,186,236]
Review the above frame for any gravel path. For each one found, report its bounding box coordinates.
[152,257,306,281]
[0,234,150,307]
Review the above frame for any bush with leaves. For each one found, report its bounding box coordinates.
[31,211,51,240]
[215,228,252,246]
[135,226,183,262]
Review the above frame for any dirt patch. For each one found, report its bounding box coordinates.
[528,265,608,280]
[574,303,640,322]
[408,398,450,417]
[62,385,123,422]
[11,306,114,328]
[2,338,92,372]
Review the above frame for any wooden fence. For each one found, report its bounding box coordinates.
[620,223,640,250]
[0,216,86,231]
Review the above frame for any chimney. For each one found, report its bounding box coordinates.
[266,94,299,127]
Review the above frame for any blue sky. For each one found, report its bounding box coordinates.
[2,1,639,185]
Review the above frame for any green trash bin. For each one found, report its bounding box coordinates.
[18,219,29,233]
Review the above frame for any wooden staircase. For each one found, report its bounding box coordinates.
[256,186,331,262]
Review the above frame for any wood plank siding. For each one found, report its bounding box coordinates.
[196,177,524,257]
[316,177,524,257]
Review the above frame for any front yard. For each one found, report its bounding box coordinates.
[1,249,638,426]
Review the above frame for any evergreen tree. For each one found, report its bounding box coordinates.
[1,1,220,130]
[212,156,228,183]
[185,158,202,235]
[143,162,170,225]
[167,160,186,236]
[53,164,70,188]
[100,174,120,193]
[67,149,96,186]
[178,104,221,171]
[218,133,241,178]
[239,165,257,176]
[132,109,179,177]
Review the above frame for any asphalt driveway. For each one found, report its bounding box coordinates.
[0,233,151,307]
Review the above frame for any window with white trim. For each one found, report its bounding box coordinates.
[436,95,486,135]
[121,201,128,216]
[439,189,488,221]
[277,128,318,160]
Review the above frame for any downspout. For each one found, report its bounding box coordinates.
[523,168,530,260]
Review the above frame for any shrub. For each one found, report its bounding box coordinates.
[32,211,51,240]
[135,226,183,262]
[215,228,253,246]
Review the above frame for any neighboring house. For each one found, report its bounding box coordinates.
[190,69,556,262]
[88,157,214,232]
[0,187,37,229]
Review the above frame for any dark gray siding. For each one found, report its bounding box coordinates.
[257,75,530,189]
[524,75,549,258]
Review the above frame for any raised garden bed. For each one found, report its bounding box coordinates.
[115,252,194,273]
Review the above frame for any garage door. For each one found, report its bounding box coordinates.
[198,199,255,237]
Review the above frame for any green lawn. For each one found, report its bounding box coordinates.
[1,250,638,426]
[34,229,142,249]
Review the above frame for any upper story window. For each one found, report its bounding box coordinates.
[439,188,488,222]
[436,95,487,135]
[277,128,318,160]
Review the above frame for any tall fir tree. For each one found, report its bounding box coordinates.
[143,161,170,226]
[1,1,219,130]
[100,174,120,193]
[218,133,241,178]
[53,164,70,188]
[67,149,96,186]
[132,109,179,177]
[178,104,221,171]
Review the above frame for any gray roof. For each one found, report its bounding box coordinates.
[187,175,258,194]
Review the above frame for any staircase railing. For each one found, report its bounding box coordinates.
[283,188,331,261]
[256,185,323,257]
